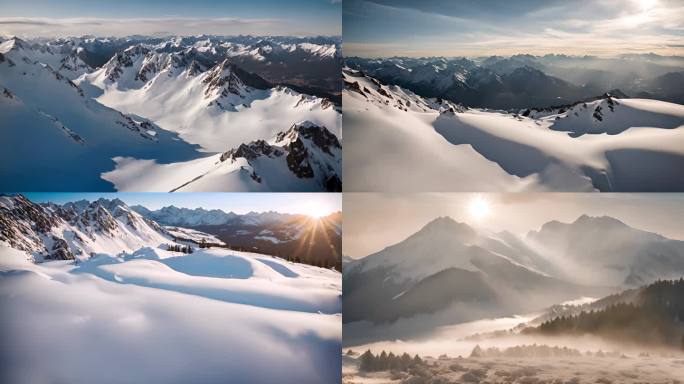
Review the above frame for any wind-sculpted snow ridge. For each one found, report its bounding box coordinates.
[0,194,342,383]
[343,69,684,192]
[103,121,342,192]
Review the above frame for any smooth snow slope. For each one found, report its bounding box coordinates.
[0,244,341,384]
[343,70,684,192]
[102,121,342,192]
[80,50,341,152]
[0,40,200,191]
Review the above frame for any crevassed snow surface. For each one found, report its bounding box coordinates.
[0,244,341,384]
[343,70,684,192]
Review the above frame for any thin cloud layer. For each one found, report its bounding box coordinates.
[0,16,331,37]
[343,0,684,57]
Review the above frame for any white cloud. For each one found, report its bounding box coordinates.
[0,16,334,38]
[345,0,684,57]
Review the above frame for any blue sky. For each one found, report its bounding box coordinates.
[22,193,341,216]
[0,0,341,37]
[343,0,684,57]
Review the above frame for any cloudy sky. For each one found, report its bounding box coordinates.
[344,193,684,258]
[23,193,341,217]
[343,0,684,57]
[0,0,341,37]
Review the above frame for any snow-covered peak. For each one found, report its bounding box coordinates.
[0,36,27,54]
[416,216,477,238]
[275,121,341,153]
[206,121,341,191]
[0,36,92,79]
[572,214,629,228]
[0,194,177,262]
[202,58,246,98]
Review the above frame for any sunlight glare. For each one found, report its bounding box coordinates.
[468,196,491,221]
[636,0,658,11]
[301,203,329,218]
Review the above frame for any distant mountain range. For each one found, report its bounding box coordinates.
[343,216,684,325]
[346,54,684,109]
[5,34,342,100]
[132,205,342,269]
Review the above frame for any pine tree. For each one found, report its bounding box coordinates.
[359,350,376,372]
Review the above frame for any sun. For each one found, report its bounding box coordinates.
[635,0,657,11]
[300,203,329,219]
[468,196,491,221]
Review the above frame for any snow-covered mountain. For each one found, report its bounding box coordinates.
[347,54,684,107]
[343,215,684,325]
[131,205,240,227]
[527,215,684,287]
[132,205,301,227]
[22,35,341,94]
[0,194,172,261]
[343,68,684,192]
[78,46,340,152]
[346,57,589,109]
[0,35,341,191]
[0,37,92,79]
[0,193,341,383]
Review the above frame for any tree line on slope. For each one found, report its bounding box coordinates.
[525,278,684,350]
[357,350,425,373]
[166,244,194,254]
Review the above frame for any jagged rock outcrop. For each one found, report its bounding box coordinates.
[0,194,172,262]
[202,59,246,98]
[0,194,61,256]
[216,122,341,191]
[103,45,149,82]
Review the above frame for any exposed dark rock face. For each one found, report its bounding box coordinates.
[325,175,342,192]
[202,59,245,98]
[277,123,341,180]
[277,122,341,156]
[220,140,283,162]
[49,236,74,260]
[104,45,149,82]
[217,122,341,190]
[520,93,621,119]
[0,194,60,255]
[0,195,173,262]
[344,80,367,98]
[285,138,315,178]
[58,52,91,74]
[593,105,603,121]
